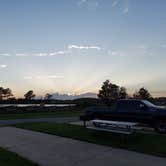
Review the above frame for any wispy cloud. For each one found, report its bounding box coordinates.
[16,53,28,57]
[160,44,166,48]
[24,75,64,80]
[0,44,101,58]
[112,0,129,14]
[33,53,48,57]
[49,51,66,56]
[68,45,101,50]
[16,51,66,57]
[123,0,129,14]
[123,7,129,14]
[112,0,118,7]
[79,0,87,4]
[78,0,99,9]
[0,64,7,68]
[36,75,64,79]
[108,50,125,57]
[0,54,11,57]
[23,76,33,80]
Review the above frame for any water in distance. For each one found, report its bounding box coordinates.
[0,104,76,107]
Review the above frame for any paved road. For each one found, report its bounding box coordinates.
[0,127,165,166]
[0,117,79,125]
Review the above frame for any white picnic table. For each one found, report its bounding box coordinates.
[86,120,138,134]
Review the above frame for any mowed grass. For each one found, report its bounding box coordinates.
[0,147,39,166]
[0,110,83,120]
[15,122,166,158]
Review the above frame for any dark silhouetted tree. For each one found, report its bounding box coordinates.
[119,87,128,99]
[0,87,4,100]
[133,87,151,100]
[24,90,35,100]
[0,87,13,100]
[98,80,128,103]
[3,88,13,99]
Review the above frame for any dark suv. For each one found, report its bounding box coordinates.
[80,99,166,133]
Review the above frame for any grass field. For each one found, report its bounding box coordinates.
[0,147,38,166]
[0,110,83,120]
[14,122,166,158]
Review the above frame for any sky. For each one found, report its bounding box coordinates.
[0,0,166,98]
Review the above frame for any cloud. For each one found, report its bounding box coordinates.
[36,75,64,79]
[123,0,129,14]
[15,51,66,57]
[23,76,33,80]
[33,53,48,57]
[68,45,101,50]
[0,54,11,57]
[0,44,101,58]
[24,75,64,80]
[16,53,49,57]
[123,7,129,14]
[108,50,125,56]
[78,0,99,9]
[49,51,66,56]
[16,53,28,57]
[0,64,7,68]
[80,0,87,3]
[112,0,118,7]
[112,0,129,14]
[160,44,166,48]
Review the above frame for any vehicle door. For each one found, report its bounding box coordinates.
[114,100,136,122]
[129,101,153,123]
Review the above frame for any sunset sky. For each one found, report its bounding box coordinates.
[0,0,166,97]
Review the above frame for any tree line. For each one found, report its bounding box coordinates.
[0,87,53,100]
[98,80,152,104]
[0,79,158,103]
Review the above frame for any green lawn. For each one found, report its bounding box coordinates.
[14,122,166,158]
[0,147,38,166]
[0,110,83,120]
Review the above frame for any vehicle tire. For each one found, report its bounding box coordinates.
[155,121,166,134]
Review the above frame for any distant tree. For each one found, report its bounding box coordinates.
[8,97,16,101]
[0,87,4,100]
[98,80,114,103]
[119,87,128,99]
[24,90,35,100]
[3,88,13,99]
[0,87,13,100]
[44,93,52,100]
[98,80,128,103]
[133,87,151,100]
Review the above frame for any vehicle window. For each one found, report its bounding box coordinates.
[117,101,146,112]
[130,101,142,111]
[142,100,155,107]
